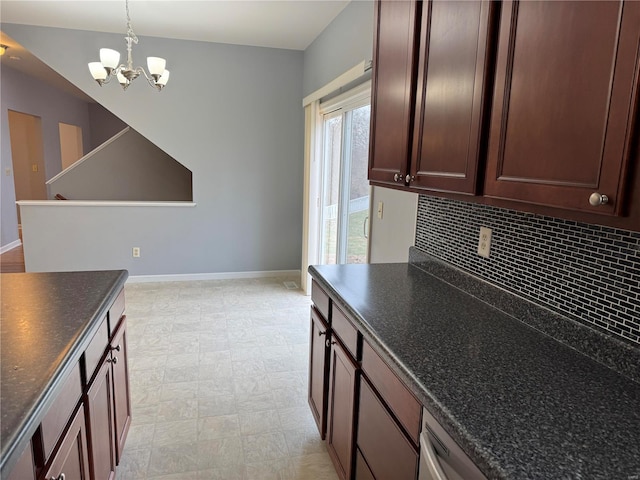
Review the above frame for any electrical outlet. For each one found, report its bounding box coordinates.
[377,201,383,219]
[477,227,492,258]
[132,247,141,258]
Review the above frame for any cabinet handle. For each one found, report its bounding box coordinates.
[107,356,119,364]
[318,331,326,337]
[405,174,415,183]
[111,344,121,352]
[425,438,447,480]
[589,192,609,206]
[393,173,400,182]
[50,474,65,480]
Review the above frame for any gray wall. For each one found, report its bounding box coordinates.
[48,128,192,201]
[4,24,304,275]
[88,103,127,149]
[303,0,374,97]
[1,64,92,246]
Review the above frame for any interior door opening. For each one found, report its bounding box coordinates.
[8,110,47,225]
[319,90,371,265]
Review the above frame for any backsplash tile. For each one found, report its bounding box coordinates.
[415,196,640,346]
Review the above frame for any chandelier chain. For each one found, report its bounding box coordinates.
[125,0,139,45]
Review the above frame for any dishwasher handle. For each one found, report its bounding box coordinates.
[425,435,449,480]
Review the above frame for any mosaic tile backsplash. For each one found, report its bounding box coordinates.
[415,195,640,346]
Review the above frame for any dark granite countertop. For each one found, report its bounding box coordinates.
[309,258,640,480]
[1,270,128,478]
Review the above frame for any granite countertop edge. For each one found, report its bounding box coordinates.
[0,270,129,478]
[308,254,640,480]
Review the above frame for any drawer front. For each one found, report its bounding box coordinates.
[362,340,421,445]
[83,316,108,384]
[332,305,358,359]
[357,377,418,480]
[108,288,126,336]
[41,365,82,461]
[311,280,330,320]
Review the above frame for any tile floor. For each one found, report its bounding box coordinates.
[116,276,339,480]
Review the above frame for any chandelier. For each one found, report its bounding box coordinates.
[88,0,169,91]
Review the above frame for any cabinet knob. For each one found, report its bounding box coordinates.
[50,474,65,480]
[589,192,609,206]
[111,344,121,352]
[318,331,326,337]
[107,356,119,364]
[405,174,415,183]
[393,173,400,182]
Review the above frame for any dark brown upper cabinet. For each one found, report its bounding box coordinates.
[368,0,421,186]
[484,0,640,215]
[410,0,495,194]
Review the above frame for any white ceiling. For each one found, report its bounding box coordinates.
[0,0,351,51]
[0,0,351,101]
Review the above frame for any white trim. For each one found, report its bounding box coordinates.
[303,60,370,107]
[16,200,196,208]
[0,239,22,254]
[319,81,371,114]
[127,269,302,284]
[47,127,130,185]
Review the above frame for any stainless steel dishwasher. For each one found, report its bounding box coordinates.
[419,408,487,480]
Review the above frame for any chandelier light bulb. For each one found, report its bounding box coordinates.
[88,62,108,81]
[147,57,166,77]
[99,48,120,70]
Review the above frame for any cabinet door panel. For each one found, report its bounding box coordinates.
[7,442,35,480]
[326,340,358,480]
[111,316,131,464]
[357,378,418,480]
[485,0,640,214]
[308,308,330,439]
[44,405,90,480]
[369,0,420,185]
[86,359,116,480]
[411,0,494,194]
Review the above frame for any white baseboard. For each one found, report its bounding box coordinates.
[0,239,22,254]
[127,269,301,284]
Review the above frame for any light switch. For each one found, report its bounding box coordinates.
[377,201,383,219]
[31,164,38,172]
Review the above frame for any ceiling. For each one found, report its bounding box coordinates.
[0,0,351,101]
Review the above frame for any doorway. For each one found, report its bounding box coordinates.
[319,86,371,265]
[8,110,47,224]
[59,122,84,170]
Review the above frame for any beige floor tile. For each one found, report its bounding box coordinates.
[121,279,336,479]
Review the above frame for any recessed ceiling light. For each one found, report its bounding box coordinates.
[9,56,22,61]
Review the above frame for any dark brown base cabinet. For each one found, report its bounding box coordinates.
[5,288,130,480]
[43,405,91,480]
[326,339,358,480]
[86,315,131,480]
[308,307,330,439]
[308,280,421,480]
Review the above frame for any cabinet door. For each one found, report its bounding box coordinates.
[326,339,358,480]
[369,0,421,186]
[110,316,131,464]
[484,0,640,215]
[86,357,116,480]
[357,378,418,480]
[43,406,90,480]
[308,307,330,439]
[410,0,494,194]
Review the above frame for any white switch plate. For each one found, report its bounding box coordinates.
[5,168,11,176]
[477,227,492,258]
[132,247,141,258]
[377,201,383,219]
